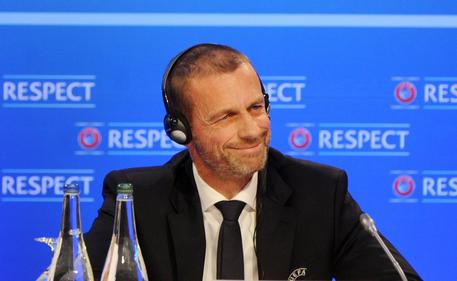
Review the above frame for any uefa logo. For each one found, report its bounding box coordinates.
[78,127,101,150]
[392,175,415,197]
[394,82,417,104]
[289,128,312,149]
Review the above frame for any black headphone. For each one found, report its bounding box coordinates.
[162,44,270,145]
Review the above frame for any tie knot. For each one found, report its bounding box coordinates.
[215,200,246,222]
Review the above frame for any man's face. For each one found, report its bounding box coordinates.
[187,63,271,180]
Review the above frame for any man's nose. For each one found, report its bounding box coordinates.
[238,114,263,139]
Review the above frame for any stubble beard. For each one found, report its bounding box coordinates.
[193,135,270,180]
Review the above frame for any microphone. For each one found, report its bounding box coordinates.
[359,213,408,281]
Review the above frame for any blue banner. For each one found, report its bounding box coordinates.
[1,2,456,280]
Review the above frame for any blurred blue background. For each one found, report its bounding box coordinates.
[1,1,456,280]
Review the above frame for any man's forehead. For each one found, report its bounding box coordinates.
[185,65,262,116]
[191,67,259,97]
[187,63,257,89]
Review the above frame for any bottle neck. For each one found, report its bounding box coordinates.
[61,192,82,237]
[114,193,138,242]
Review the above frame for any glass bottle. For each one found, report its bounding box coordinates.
[101,183,148,281]
[47,183,94,281]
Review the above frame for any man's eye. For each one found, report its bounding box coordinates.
[220,113,234,121]
[251,104,264,110]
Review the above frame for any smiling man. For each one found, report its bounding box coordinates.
[85,43,421,281]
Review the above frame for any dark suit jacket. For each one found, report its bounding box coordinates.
[85,148,421,281]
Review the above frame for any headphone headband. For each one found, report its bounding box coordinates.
[162,45,199,115]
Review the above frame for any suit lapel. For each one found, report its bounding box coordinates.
[165,149,297,280]
[167,159,206,281]
[257,165,297,280]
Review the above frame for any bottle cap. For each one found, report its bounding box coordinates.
[117,183,134,194]
[64,183,80,194]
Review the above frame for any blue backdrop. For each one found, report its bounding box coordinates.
[1,1,456,280]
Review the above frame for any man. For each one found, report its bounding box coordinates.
[85,43,421,280]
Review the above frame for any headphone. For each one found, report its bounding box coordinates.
[162,44,270,145]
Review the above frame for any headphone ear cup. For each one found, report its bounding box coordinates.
[163,113,192,145]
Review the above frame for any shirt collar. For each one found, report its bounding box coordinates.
[192,163,257,212]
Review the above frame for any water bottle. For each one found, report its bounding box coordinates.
[101,183,148,281]
[47,183,94,281]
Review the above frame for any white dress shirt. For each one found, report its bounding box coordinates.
[193,164,259,281]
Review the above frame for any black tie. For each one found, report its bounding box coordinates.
[215,200,246,280]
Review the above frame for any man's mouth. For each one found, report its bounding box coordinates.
[230,142,263,152]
